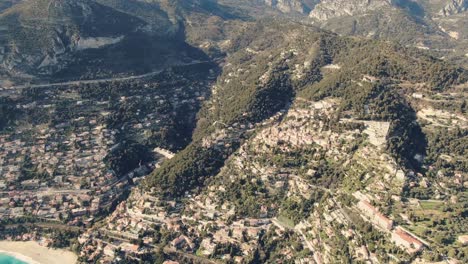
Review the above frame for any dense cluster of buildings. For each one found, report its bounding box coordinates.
[357,200,394,231]
[77,186,275,263]
[1,69,464,263]
[0,70,211,225]
[0,115,130,223]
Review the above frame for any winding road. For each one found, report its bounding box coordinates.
[0,61,209,94]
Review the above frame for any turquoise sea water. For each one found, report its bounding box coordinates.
[0,253,28,264]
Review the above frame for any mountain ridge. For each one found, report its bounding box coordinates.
[0,0,210,84]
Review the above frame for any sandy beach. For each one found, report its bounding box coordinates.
[0,241,77,264]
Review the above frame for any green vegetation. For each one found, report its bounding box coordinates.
[419,200,444,211]
[104,140,153,175]
[245,228,309,263]
[403,194,468,262]
[219,175,267,217]
[146,18,467,197]
[0,97,20,131]
[278,195,316,226]
[425,127,468,172]
[145,143,228,197]
[18,155,52,183]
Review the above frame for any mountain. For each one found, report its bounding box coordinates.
[0,0,141,75]
[139,19,467,263]
[0,0,20,12]
[224,0,468,66]
[257,0,312,13]
[0,0,207,83]
[89,0,467,67]
[263,0,435,45]
[439,0,468,16]
[96,0,248,57]
[146,17,467,195]
[0,1,467,264]
[309,0,392,20]
[95,0,181,35]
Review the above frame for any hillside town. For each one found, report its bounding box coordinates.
[0,0,467,263]
[0,66,212,225]
[70,94,467,263]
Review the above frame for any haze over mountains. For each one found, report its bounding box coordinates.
[1,0,467,83]
[0,1,467,264]
[247,0,468,65]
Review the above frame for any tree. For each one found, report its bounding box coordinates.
[104,140,153,175]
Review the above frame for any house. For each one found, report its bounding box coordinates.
[246,228,260,238]
[78,234,90,244]
[71,208,87,217]
[240,243,255,255]
[355,245,369,260]
[21,179,40,188]
[103,244,116,257]
[391,228,424,254]
[362,75,379,83]
[171,235,194,251]
[121,232,139,240]
[120,243,139,253]
[458,235,468,245]
[200,238,216,256]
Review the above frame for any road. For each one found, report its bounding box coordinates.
[0,188,89,196]
[163,247,218,264]
[4,222,82,232]
[0,61,209,92]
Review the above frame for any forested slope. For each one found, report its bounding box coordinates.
[145,19,468,197]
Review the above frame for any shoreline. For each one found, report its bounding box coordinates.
[0,250,41,264]
[0,241,77,264]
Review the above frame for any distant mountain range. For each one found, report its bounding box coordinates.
[214,0,468,66]
[1,0,466,84]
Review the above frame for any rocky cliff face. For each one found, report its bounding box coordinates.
[439,0,468,16]
[0,0,205,81]
[0,0,20,12]
[260,0,309,13]
[0,0,146,77]
[309,0,393,21]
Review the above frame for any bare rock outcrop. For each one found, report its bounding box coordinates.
[309,0,392,21]
[439,0,468,16]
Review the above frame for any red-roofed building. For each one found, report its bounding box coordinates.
[357,200,393,230]
[391,227,424,254]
